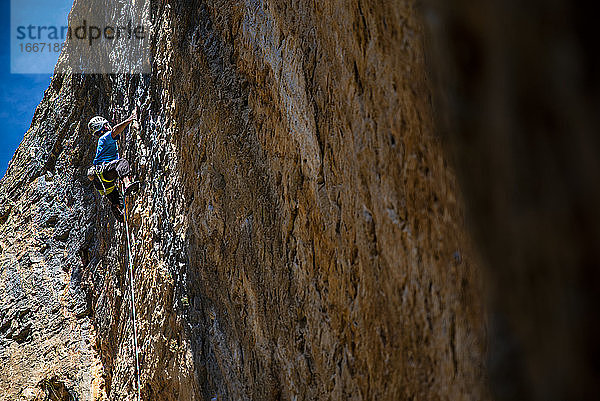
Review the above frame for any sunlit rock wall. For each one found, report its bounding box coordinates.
[0,1,487,400]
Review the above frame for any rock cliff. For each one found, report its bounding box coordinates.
[1,1,487,400]
[424,1,600,399]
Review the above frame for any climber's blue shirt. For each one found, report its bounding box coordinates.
[93,131,119,165]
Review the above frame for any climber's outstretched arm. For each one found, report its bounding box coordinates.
[111,108,137,139]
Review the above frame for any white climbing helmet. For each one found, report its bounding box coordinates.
[88,116,111,135]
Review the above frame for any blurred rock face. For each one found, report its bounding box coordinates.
[2,0,488,400]
[423,1,600,400]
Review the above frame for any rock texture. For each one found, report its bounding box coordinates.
[423,1,600,400]
[0,74,107,400]
[1,0,487,400]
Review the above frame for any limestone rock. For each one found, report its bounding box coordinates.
[1,1,486,400]
[424,1,600,399]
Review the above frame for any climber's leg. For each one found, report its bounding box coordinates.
[123,178,140,197]
[114,158,131,178]
[102,159,140,196]
[106,188,124,221]
[115,159,140,196]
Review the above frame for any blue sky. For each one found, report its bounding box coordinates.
[1,0,72,178]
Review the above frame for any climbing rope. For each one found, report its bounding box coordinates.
[92,110,142,399]
[123,182,142,401]
[121,110,143,401]
[94,165,142,400]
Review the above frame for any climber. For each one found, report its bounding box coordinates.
[87,109,140,221]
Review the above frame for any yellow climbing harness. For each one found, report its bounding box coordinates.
[95,170,117,196]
